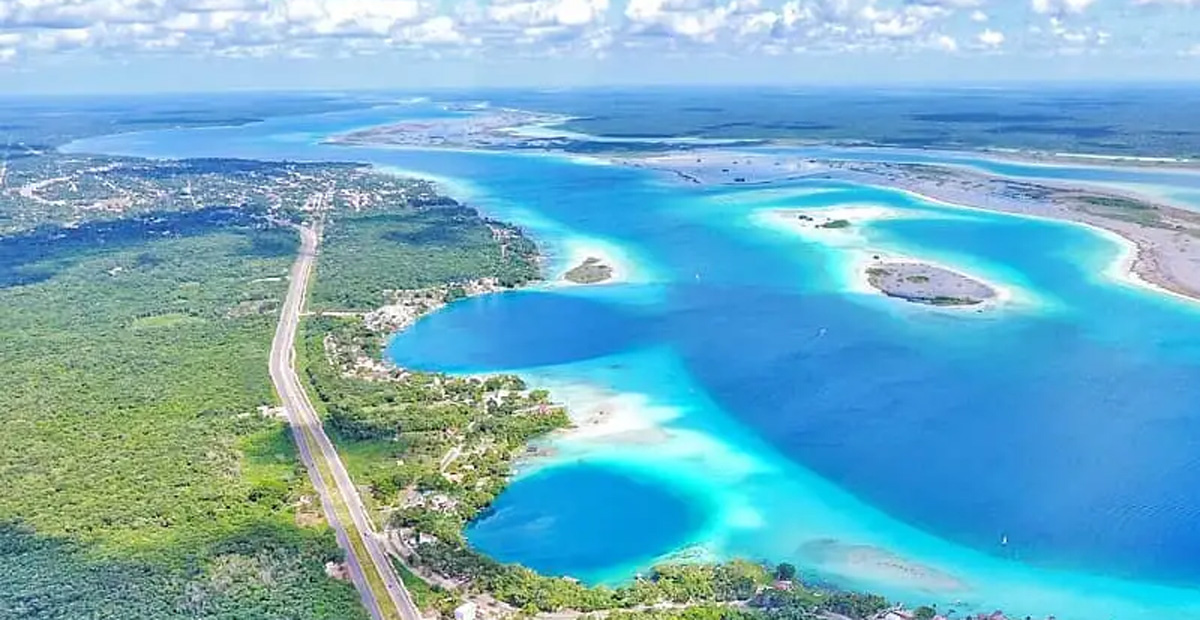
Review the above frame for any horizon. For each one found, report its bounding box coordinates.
[6,77,1200,99]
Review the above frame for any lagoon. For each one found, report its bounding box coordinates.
[68,99,1200,619]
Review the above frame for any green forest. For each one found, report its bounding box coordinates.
[310,202,538,311]
[0,209,365,619]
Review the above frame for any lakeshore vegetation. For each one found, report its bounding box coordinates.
[0,141,924,619]
[299,178,918,620]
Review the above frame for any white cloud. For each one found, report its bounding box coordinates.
[932,33,958,51]
[1031,0,1097,14]
[0,0,1186,65]
[977,27,1004,46]
[488,0,609,28]
[395,16,471,46]
[908,0,983,7]
[623,0,744,41]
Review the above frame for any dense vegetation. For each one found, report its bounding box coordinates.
[488,87,1200,158]
[0,208,365,619]
[302,317,567,521]
[311,201,539,311]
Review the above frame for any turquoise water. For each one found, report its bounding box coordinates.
[67,103,1200,619]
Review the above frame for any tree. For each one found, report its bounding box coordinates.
[774,563,797,582]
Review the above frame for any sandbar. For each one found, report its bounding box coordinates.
[639,148,1200,305]
[757,206,1016,310]
[798,538,968,594]
[553,238,632,286]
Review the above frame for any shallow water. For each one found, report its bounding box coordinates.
[68,101,1200,619]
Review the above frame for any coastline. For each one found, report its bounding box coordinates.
[344,155,1200,620]
[619,148,1200,307]
[327,108,1200,310]
[831,167,1200,307]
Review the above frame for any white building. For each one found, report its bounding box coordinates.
[453,602,477,620]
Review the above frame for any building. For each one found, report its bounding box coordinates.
[454,601,477,620]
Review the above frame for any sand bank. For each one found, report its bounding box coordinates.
[865,262,998,307]
[536,381,675,446]
[629,149,1200,306]
[824,163,1200,306]
[552,237,634,287]
[799,539,968,594]
[756,207,1018,310]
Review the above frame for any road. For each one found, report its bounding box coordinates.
[270,223,422,620]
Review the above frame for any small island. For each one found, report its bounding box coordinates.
[564,256,615,284]
[866,262,998,306]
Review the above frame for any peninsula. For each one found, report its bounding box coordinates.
[327,107,571,150]
[625,149,1200,304]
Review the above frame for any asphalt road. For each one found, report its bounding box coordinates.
[270,224,422,620]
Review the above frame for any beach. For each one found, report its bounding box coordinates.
[754,206,1019,310]
[550,236,636,287]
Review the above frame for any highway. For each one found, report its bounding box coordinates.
[270,223,422,620]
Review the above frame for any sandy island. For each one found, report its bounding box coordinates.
[564,257,615,284]
[759,206,1015,310]
[554,239,632,286]
[866,262,998,307]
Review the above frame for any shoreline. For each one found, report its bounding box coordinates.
[755,206,1019,311]
[327,109,1200,309]
[552,238,630,287]
[831,168,1200,307]
[622,149,1200,307]
[356,167,1198,620]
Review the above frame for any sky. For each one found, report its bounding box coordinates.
[0,0,1198,93]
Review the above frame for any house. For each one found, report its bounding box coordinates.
[454,602,477,620]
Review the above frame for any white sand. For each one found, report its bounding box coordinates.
[520,375,766,481]
[891,185,1200,307]
[756,204,913,246]
[1089,225,1200,306]
[552,237,633,287]
[756,206,1023,310]
[542,382,675,445]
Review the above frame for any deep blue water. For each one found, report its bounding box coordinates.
[465,464,709,579]
[66,99,1200,617]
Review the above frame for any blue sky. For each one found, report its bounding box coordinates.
[1,0,1198,93]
